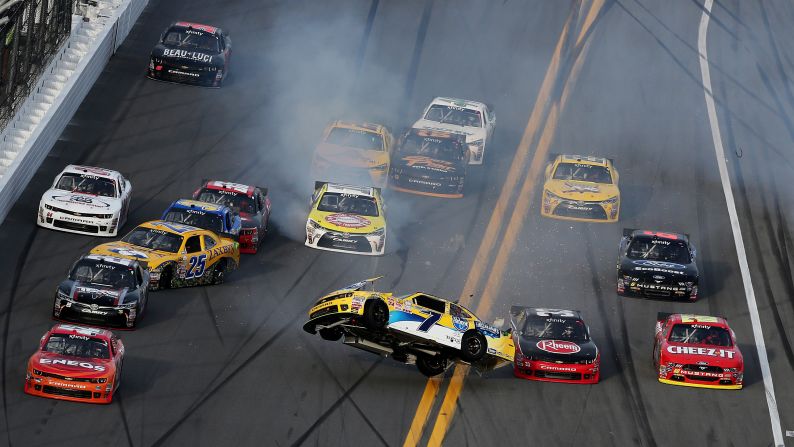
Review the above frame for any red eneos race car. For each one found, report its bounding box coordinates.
[510,307,600,384]
[653,313,743,389]
[193,180,271,253]
[24,324,125,404]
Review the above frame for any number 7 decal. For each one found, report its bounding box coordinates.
[418,313,441,332]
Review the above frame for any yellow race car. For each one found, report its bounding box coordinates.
[305,182,386,255]
[90,220,240,290]
[541,154,620,222]
[311,121,393,188]
[303,277,515,377]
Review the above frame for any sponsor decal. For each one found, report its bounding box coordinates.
[562,182,600,193]
[108,247,149,259]
[666,345,735,359]
[402,156,455,172]
[162,48,213,63]
[474,321,500,338]
[50,381,87,389]
[50,194,111,208]
[209,181,250,194]
[208,244,233,260]
[57,325,101,336]
[452,316,468,331]
[633,260,685,269]
[39,358,106,372]
[536,340,582,354]
[408,178,442,187]
[324,213,371,229]
[167,69,200,77]
[538,364,578,372]
[68,335,89,340]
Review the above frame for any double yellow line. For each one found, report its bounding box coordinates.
[403,1,606,445]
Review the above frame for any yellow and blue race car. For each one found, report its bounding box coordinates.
[303,278,515,376]
[541,154,620,222]
[90,220,240,290]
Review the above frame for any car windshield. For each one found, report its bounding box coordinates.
[121,227,183,253]
[627,236,691,264]
[398,134,463,161]
[552,162,613,184]
[668,324,732,347]
[423,104,482,128]
[520,315,588,342]
[197,189,255,214]
[69,259,136,289]
[325,127,384,151]
[162,28,219,52]
[317,192,379,217]
[164,209,224,233]
[55,173,117,197]
[43,334,110,359]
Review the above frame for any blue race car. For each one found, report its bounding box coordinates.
[161,199,241,239]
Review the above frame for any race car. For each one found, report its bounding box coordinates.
[617,229,699,300]
[540,154,620,222]
[311,121,394,188]
[653,313,743,389]
[148,21,231,87]
[388,128,469,198]
[90,220,240,290]
[193,180,270,254]
[412,97,495,164]
[24,324,124,404]
[510,307,600,384]
[53,255,150,329]
[306,182,386,255]
[37,165,131,236]
[303,278,514,377]
[162,199,241,239]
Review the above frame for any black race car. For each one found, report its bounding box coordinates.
[53,255,150,329]
[616,229,699,300]
[389,128,469,198]
[148,21,231,87]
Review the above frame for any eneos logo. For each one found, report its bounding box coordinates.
[536,339,581,354]
[325,213,371,229]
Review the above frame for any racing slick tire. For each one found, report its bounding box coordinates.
[459,330,488,363]
[416,354,448,377]
[212,260,227,285]
[362,299,389,330]
[159,266,174,290]
[319,327,343,341]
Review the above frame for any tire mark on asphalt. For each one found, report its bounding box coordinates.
[200,288,225,347]
[115,390,135,447]
[354,0,380,75]
[399,0,434,121]
[290,359,384,447]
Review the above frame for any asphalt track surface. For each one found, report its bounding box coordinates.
[0,0,792,446]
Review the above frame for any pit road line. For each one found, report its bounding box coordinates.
[697,1,784,446]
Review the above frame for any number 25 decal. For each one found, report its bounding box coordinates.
[186,254,207,279]
[418,313,441,332]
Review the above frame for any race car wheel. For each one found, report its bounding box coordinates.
[459,330,488,363]
[160,267,174,290]
[416,354,448,377]
[213,260,227,285]
[319,327,343,341]
[362,299,389,330]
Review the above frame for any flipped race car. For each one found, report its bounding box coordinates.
[162,199,241,239]
[193,180,270,254]
[510,307,600,384]
[37,165,131,236]
[24,324,125,404]
[617,229,699,300]
[412,97,495,164]
[388,128,469,198]
[53,255,150,329]
[653,313,743,389]
[303,278,514,377]
[306,182,386,256]
[540,154,620,222]
[90,220,240,290]
[148,21,231,87]
[311,121,394,188]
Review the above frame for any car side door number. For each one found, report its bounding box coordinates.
[185,254,207,279]
[417,313,441,332]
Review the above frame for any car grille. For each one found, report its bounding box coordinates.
[317,233,372,253]
[53,220,99,233]
[39,371,95,383]
[534,370,582,380]
[683,364,723,374]
[42,385,93,399]
[74,293,117,307]
[310,305,338,319]
[49,206,109,219]
[158,64,213,85]
[553,201,607,219]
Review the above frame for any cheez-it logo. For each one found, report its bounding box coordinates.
[666,345,735,359]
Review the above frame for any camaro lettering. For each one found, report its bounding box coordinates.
[167,69,200,77]
[408,179,442,187]
[666,345,735,358]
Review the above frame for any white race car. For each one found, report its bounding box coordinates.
[38,165,131,236]
[412,97,495,165]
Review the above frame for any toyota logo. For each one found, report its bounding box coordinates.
[90,304,99,311]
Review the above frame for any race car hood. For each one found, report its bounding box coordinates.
[151,44,223,68]
[620,258,698,283]
[544,179,618,201]
[391,154,463,178]
[660,342,742,367]
[58,280,134,307]
[314,142,388,169]
[516,336,598,362]
[30,352,113,376]
[90,241,171,269]
[41,189,121,213]
[309,209,385,234]
[411,120,486,143]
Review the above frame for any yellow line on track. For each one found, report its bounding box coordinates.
[402,378,442,447]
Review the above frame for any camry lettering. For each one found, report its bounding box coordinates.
[666,345,735,358]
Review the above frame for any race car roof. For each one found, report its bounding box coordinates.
[170,199,230,214]
[667,313,729,327]
[62,164,120,179]
[430,97,486,110]
[324,182,376,197]
[172,21,219,34]
[628,229,690,243]
[330,121,387,135]
[139,220,202,235]
[81,254,139,267]
[511,307,583,319]
[558,154,610,166]
[202,180,255,197]
[50,323,113,339]
[409,127,466,142]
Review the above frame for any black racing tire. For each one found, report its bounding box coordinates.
[459,330,488,363]
[319,327,343,341]
[213,259,227,285]
[362,299,389,330]
[159,266,174,290]
[416,354,448,377]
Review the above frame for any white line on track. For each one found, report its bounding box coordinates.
[697,1,784,446]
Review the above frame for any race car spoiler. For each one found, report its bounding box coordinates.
[339,276,383,292]
[313,181,381,196]
[657,312,727,323]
